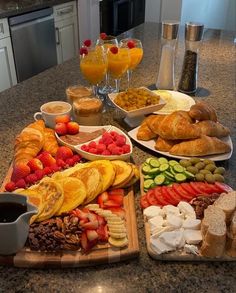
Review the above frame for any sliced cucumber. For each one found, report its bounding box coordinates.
[184,171,195,179]
[175,173,187,182]
[164,178,173,186]
[142,164,152,174]
[143,179,155,189]
[154,174,165,185]
[145,158,153,165]
[164,171,175,181]
[173,164,185,173]
[158,157,169,165]
[170,166,177,175]
[144,174,154,179]
[148,168,160,175]
[159,163,169,172]
[169,160,178,167]
[149,158,160,168]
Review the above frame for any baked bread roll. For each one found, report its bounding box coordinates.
[137,115,157,141]
[155,111,200,140]
[14,120,45,166]
[43,128,59,156]
[155,137,180,152]
[196,120,230,138]
[169,135,231,156]
[200,205,226,258]
[146,114,166,136]
[213,191,236,222]
[226,211,236,257]
[189,101,217,122]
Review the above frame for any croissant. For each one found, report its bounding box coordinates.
[155,137,181,152]
[146,114,167,135]
[137,115,157,141]
[169,135,231,156]
[14,120,45,166]
[42,128,59,156]
[157,111,200,140]
[196,120,230,138]
[189,101,217,122]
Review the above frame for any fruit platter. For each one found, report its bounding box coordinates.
[140,156,236,261]
[0,119,139,268]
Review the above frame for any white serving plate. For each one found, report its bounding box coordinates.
[56,125,133,161]
[153,90,196,115]
[128,126,233,161]
[108,87,166,118]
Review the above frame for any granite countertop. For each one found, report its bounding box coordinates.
[0,23,235,292]
[0,0,73,18]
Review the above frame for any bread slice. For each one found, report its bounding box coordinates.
[200,205,226,258]
[226,211,236,257]
[213,191,236,222]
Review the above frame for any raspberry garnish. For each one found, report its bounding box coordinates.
[83,39,92,47]
[127,40,135,49]
[100,32,107,40]
[80,47,88,55]
[110,46,118,54]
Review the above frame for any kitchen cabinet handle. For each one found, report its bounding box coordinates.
[55,27,60,45]
[0,23,4,34]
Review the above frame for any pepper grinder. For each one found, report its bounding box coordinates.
[156,21,179,90]
[178,22,204,94]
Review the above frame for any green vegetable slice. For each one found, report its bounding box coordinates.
[158,157,169,165]
[148,168,160,175]
[164,171,175,180]
[149,159,160,168]
[143,179,155,189]
[184,171,195,179]
[175,173,187,182]
[169,160,178,166]
[145,158,153,165]
[154,174,165,185]
[173,164,185,173]
[142,164,152,174]
[159,163,169,172]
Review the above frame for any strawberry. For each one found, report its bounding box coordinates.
[80,47,88,55]
[108,189,125,197]
[75,209,88,220]
[97,191,109,208]
[67,121,79,135]
[55,122,67,136]
[100,32,107,40]
[5,181,16,192]
[96,224,108,241]
[11,163,31,182]
[96,214,106,226]
[56,146,73,161]
[108,194,123,206]
[82,220,99,230]
[110,46,118,54]
[81,231,89,251]
[27,158,43,172]
[55,115,70,124]
[38,152,56,167]
[107,207,125,219]
[127,40,135,49]
[15,179,26,189]
[42,166,52,176]
[86,230,99,242]
[25,173,38,185]
[103,200,121,208]
[83,39,92,47]
[87,212,98,222]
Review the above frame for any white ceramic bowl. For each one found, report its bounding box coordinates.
[56,125,133,161]
[108,87,166,118]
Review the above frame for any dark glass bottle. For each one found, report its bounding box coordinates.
[178,22,204,94]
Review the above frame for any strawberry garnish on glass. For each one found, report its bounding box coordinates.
[110,46,118,54]
[127,40,135,49]
[83,39,92,47]
[80,47,88,56]
[100,32,107,40]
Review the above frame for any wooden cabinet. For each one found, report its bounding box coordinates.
[53,1,79,64]
[0,18,17,93]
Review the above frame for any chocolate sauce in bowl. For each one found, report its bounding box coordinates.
[0,202,27,223]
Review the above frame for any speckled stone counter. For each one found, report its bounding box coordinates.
[0,23,236,292]
[0,0,72,18]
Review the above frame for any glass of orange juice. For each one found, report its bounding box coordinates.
[120,38,143,88]
[96,35,118,94]
[80,45,108,98]
[107,45,130,93]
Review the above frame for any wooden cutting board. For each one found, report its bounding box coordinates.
[0,166,139,268]
[140,168,236,261]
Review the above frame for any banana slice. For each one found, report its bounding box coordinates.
[107,219,124,225]
[109,227,126,233]
[109,236,128,248]
[108,223,126,229]
[85,204,100,210]
[109,232,127,239]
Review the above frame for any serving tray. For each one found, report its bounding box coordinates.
[0,166,139,268]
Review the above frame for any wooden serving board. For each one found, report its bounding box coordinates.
[140,167,236,261]
[0,166,139,268]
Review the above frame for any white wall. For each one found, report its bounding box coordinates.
[181,0,236,30]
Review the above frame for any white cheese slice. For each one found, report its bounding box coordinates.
[159,229,185,249]
[165,215,183,229]
[148,215,164,234]
[184,229,202,245]
[150,237,174,255]
[182,218,201,230]
[184,244,199,255]
[162,205,181,217]
[177,202,196,219]
[144,206,162,220]
[151,226,175,238]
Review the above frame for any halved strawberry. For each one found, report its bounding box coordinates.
[87,212,98,222]
[79,218,89,226]
[108,189,125,197]
[96,214,106,226]
[75,209,88,220]
[108,194,123,206]
[97,191,109,208]
[96,224,108,241]
[103,200,121,208]
[86,230,99,242]
[82,220,99,230]
[81,231,89,251]
[107,207,125,219]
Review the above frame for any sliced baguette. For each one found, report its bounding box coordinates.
[226,210,236,257]
[213,191,236,222]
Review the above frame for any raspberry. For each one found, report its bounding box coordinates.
[65,158,75,167]
[110,131,119,138]
[101,150,111,156]
[56,159,66,168]
[50,164,61,173]
[34,169,44,181]
[88,141,97,148]
[25,174,38,185]
[83,39,92,47]
[111,146,123,155]
[127,40,135,49]
[72,154,81,164]
[81,145,88,152]
[5,181,16,192]
[96,144,106,154]
[103,136,114,146]
[42,167,52,176]
[80,47,88,55]
[98,138,104,144]
[15,179,26,189]
[100,32,107,40]
[115,136,126,147]
[88,148,98,154]
[107,143,117,152]
[110,46,118,54]
[122,144,131,153]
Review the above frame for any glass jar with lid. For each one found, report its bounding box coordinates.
[66,86,92,104]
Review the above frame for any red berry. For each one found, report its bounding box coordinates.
[103,136,114,146]
[56,146,74,160]
[50,164,61,173]
[110,46,118,54]
[100,32,107,40]
[96,143,106,154]
[80,47,88,55]
[127,40,135,49]
[15,179,26,189]
[115,136,126,147]
[11,163,31,182]
[65,158,75,167]
[81,145,88,152]
[56,159,66,168]
[101,150,111,156]
[122,144,131,153]
[88,148,98,154]
[42,167,52,176]
[5,181,16,192]
[55,123,67,136]
[83,39,92,47]
[27,158,43,172]
[72,154,81,164]
[25,174,38,185]
[34,169,44,181]
[107,143,117,152]
[88,141,97,148]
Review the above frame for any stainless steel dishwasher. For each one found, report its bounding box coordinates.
[9,7,57,82]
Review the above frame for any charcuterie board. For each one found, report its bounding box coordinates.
[140,168,236,261]
[0,165,139,268]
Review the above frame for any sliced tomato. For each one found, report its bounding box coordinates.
[108,194,123,205]
[172,183,193,201]
[103,200,121,208]
[140,195,150,209]
[162,186,179,205]
[154,187,169,206]
[146,189,159,206]
[190,182,205,195]
[108,189,125,197]
[194,182,217,195]
[181,183,198,197]
[207,183,222,193]
[215,182,233,193]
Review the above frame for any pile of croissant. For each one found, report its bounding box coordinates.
[137,101,231,157]
[14,120,59,166]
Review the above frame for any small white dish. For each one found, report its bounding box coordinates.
[56,125,133,161]
[108,87,166,118]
